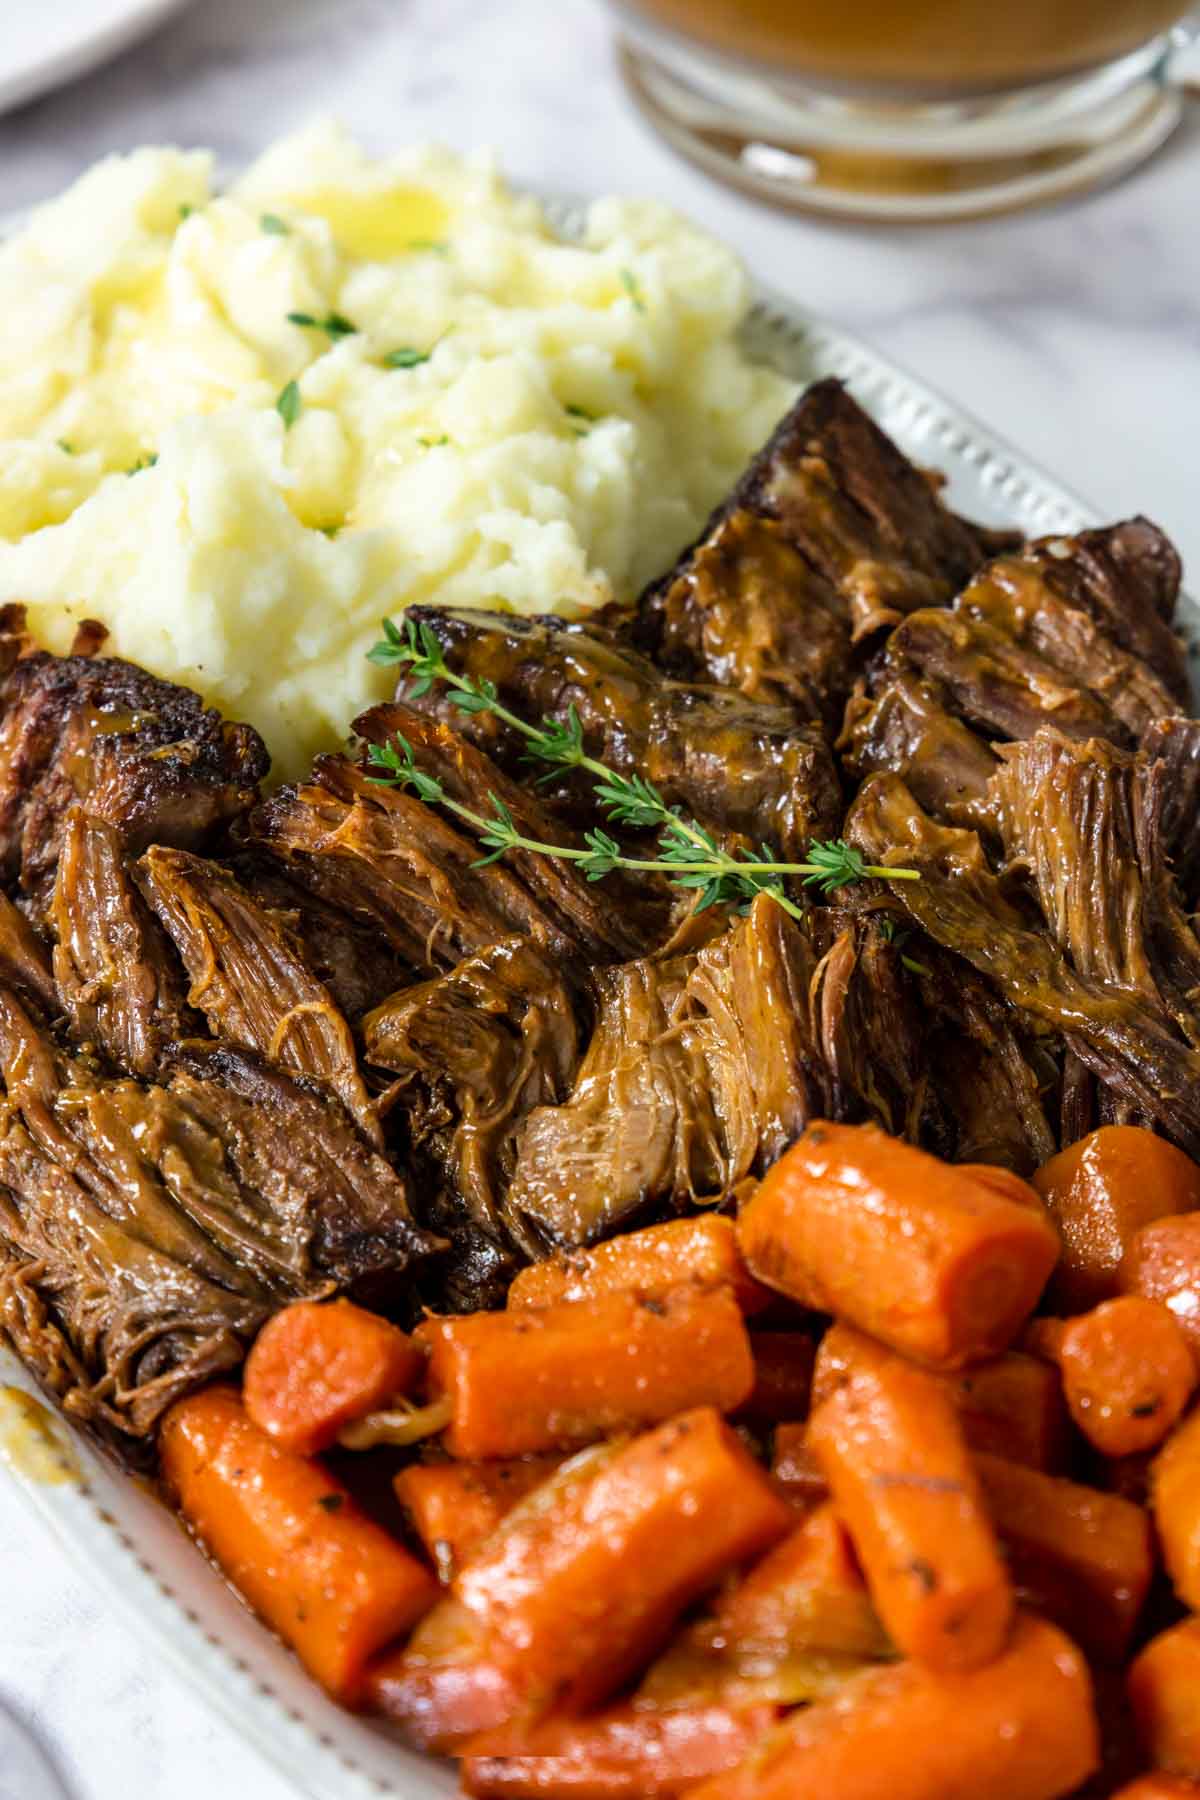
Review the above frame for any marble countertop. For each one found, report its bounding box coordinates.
[1,2,1199,1796]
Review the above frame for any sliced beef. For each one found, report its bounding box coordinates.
[139,846,381,1146]
[507,896,830,1248]
[246,754,594,974]
[51,808,192,1079]
[165,1042,435,1294]
[364,939,581,1306]
[879,539,1180,755]
[1022,520,1187,703]
[838,670,1000,837]
[506,954,714,1249]
[353,704,669,960]
[400,607,843,861]
[1143,717,1200,901]
[956,555,1179,743]
[0,607,268,916]
[809,911,928,1141]
[670,378,990,641]
[634,507,852,729]
[0,992,437,1443]
[917,956,1057,1175]
[990,731,1200,1052]
[845,772,1200,1159]
[0,889,56,1018]
[885,607,1133,750]
[229,854,410,1025]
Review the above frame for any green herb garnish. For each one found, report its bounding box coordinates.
[260,213,290,236]
[275,380,302,429]
[365,618,920,921]
[127,453,158,475]
[565,404,596,422]
[178,204,195,222]
[416,434,450,449]
[408,238,449,255]
[287,310,357,340]
[57,440,75,455]
[384,347,433,370]
[620,268,646,313]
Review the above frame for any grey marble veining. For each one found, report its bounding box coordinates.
[1,3,1199,1796]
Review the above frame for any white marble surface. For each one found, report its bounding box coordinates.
[1,2,1199,1796]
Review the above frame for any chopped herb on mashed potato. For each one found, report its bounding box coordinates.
[0,122,795,778]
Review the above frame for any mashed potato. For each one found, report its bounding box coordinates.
[0,123,794,778]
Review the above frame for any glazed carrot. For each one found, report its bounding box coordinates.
[368,1411,792,1744]
[160,1385,438,1704]
[395,1458,561,1582]
[945,1351,1070,1469]
[737,1332,817,1424]
[1026,1298,1196,1458]
[973,1452,1154,1663]
[366,1597,520,1750]
[715,1500,890,1659]
[1151,1405,1200,1608]
[686,1611,1098,1800]
[814,1324,1069,1471]
[1033,1127,1200,1314]
[1121,1213,1200,1354]
[507,1216,771,1315]
[242,1298,422,1457]
[739,1122,1058,1368]
[1129,1619,1200,1778]
[807,1335,1013,1671]
[416,1285,755,1459]
[770,1422,828,1509]
[459,1702,781,1797]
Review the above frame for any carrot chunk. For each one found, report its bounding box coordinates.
[815,1324,1069,1471]
[160,1385,438,1704]
[367,1410,791,1745]
[686,1611,1098,1800]
[416,1285,755,1460]
[739,1121,1058,1368]
[366,1598,520,1750]
[1027,1298,1196,1458]
[395,1458,561,1583]
[736,1332,817,1423]
[1129,1619,1200,1779]
[507,1216,770,1315]
[242,1298,422,1456]
[1151,1406,1200,1609]
[973,1452,1154,1663]
[1121,1213,1200,1355]
[808,1334,1013,1672]
[459,1701,781,1797]
[715,1500,889,1659]
[1033,1127,1200,1314]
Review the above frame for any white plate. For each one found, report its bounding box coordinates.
[0,0,193,117]
[0,193,1138,1800]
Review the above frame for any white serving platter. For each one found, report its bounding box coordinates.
[0,192,1114,1800]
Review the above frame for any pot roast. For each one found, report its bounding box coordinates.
[1,380,1197,1450]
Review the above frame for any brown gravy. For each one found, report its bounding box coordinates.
[624,0,1188,92]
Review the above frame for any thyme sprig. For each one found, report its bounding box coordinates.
[366,617,920,919]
